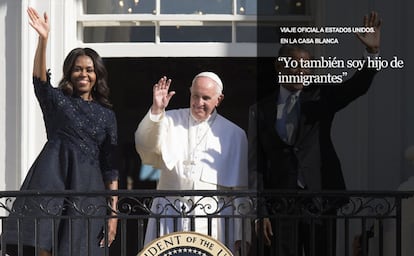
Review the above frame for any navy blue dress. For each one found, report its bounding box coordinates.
[3,73,118,255]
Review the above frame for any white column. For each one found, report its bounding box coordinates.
[0,0,23,190]
[20,0,49,183]
[20,0,78,184]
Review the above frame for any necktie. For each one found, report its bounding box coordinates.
[277,93,300,144]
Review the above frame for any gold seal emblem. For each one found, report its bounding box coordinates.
[138,231,233,256]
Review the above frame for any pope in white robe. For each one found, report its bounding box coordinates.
[134,72,251,253]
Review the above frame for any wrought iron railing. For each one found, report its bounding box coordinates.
[0,190,411,256]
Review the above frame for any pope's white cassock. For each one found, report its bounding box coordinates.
[135,107,251,251]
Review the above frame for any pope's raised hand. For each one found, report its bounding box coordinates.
[151,76,175,115]
[27,7,50,40]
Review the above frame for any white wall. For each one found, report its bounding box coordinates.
[0,0,74,190]
[0,0,22,190]
[19,0,66,183]
[322,0,414,191]
[1,0,413,191]
[319,0,414,254]
[0,1,413,253]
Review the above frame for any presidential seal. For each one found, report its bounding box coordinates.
[138,231,233,256]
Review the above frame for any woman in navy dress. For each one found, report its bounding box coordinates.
[3,7,119,256]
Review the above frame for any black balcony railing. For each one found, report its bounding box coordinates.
[0,190,411,256]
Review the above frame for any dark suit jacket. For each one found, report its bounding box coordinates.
[248,68,377,192]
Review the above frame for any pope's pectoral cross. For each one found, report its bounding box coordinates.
[183,159,196,173]
[183,159,196,167]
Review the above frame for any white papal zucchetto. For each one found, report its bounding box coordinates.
[192,71,223,94]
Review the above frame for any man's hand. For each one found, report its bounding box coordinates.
[255,218,273,246]
[234,240,250,255]
[151,76,175,115]
[356,11,381,54]
[100,218,117,248]
[352,235,362,256]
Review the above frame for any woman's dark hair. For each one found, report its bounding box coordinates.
[58,48,112,108]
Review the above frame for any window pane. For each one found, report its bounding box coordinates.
[237,0,257,15]
[236,24,256,42]
[85,0,155,14]
[84,0,307,15]
[257,25,280,43]
[160,26,232,42]
[83,26,155,43]
[160,0,232,14]
[258,0,307,15]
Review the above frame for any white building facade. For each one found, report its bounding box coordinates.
[1,0,414,193]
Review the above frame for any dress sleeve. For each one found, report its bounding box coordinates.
[33,70,60,113]
[100,110,119,183]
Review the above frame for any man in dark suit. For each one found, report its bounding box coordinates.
[249,12,381,256]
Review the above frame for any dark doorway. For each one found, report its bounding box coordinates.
[104,57,263,255]
[105,57,262,188]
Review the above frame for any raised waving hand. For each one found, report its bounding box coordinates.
[27,7,50,81]
[356,11,381,54]
[27,7,49,39]
[151,76,175,115]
